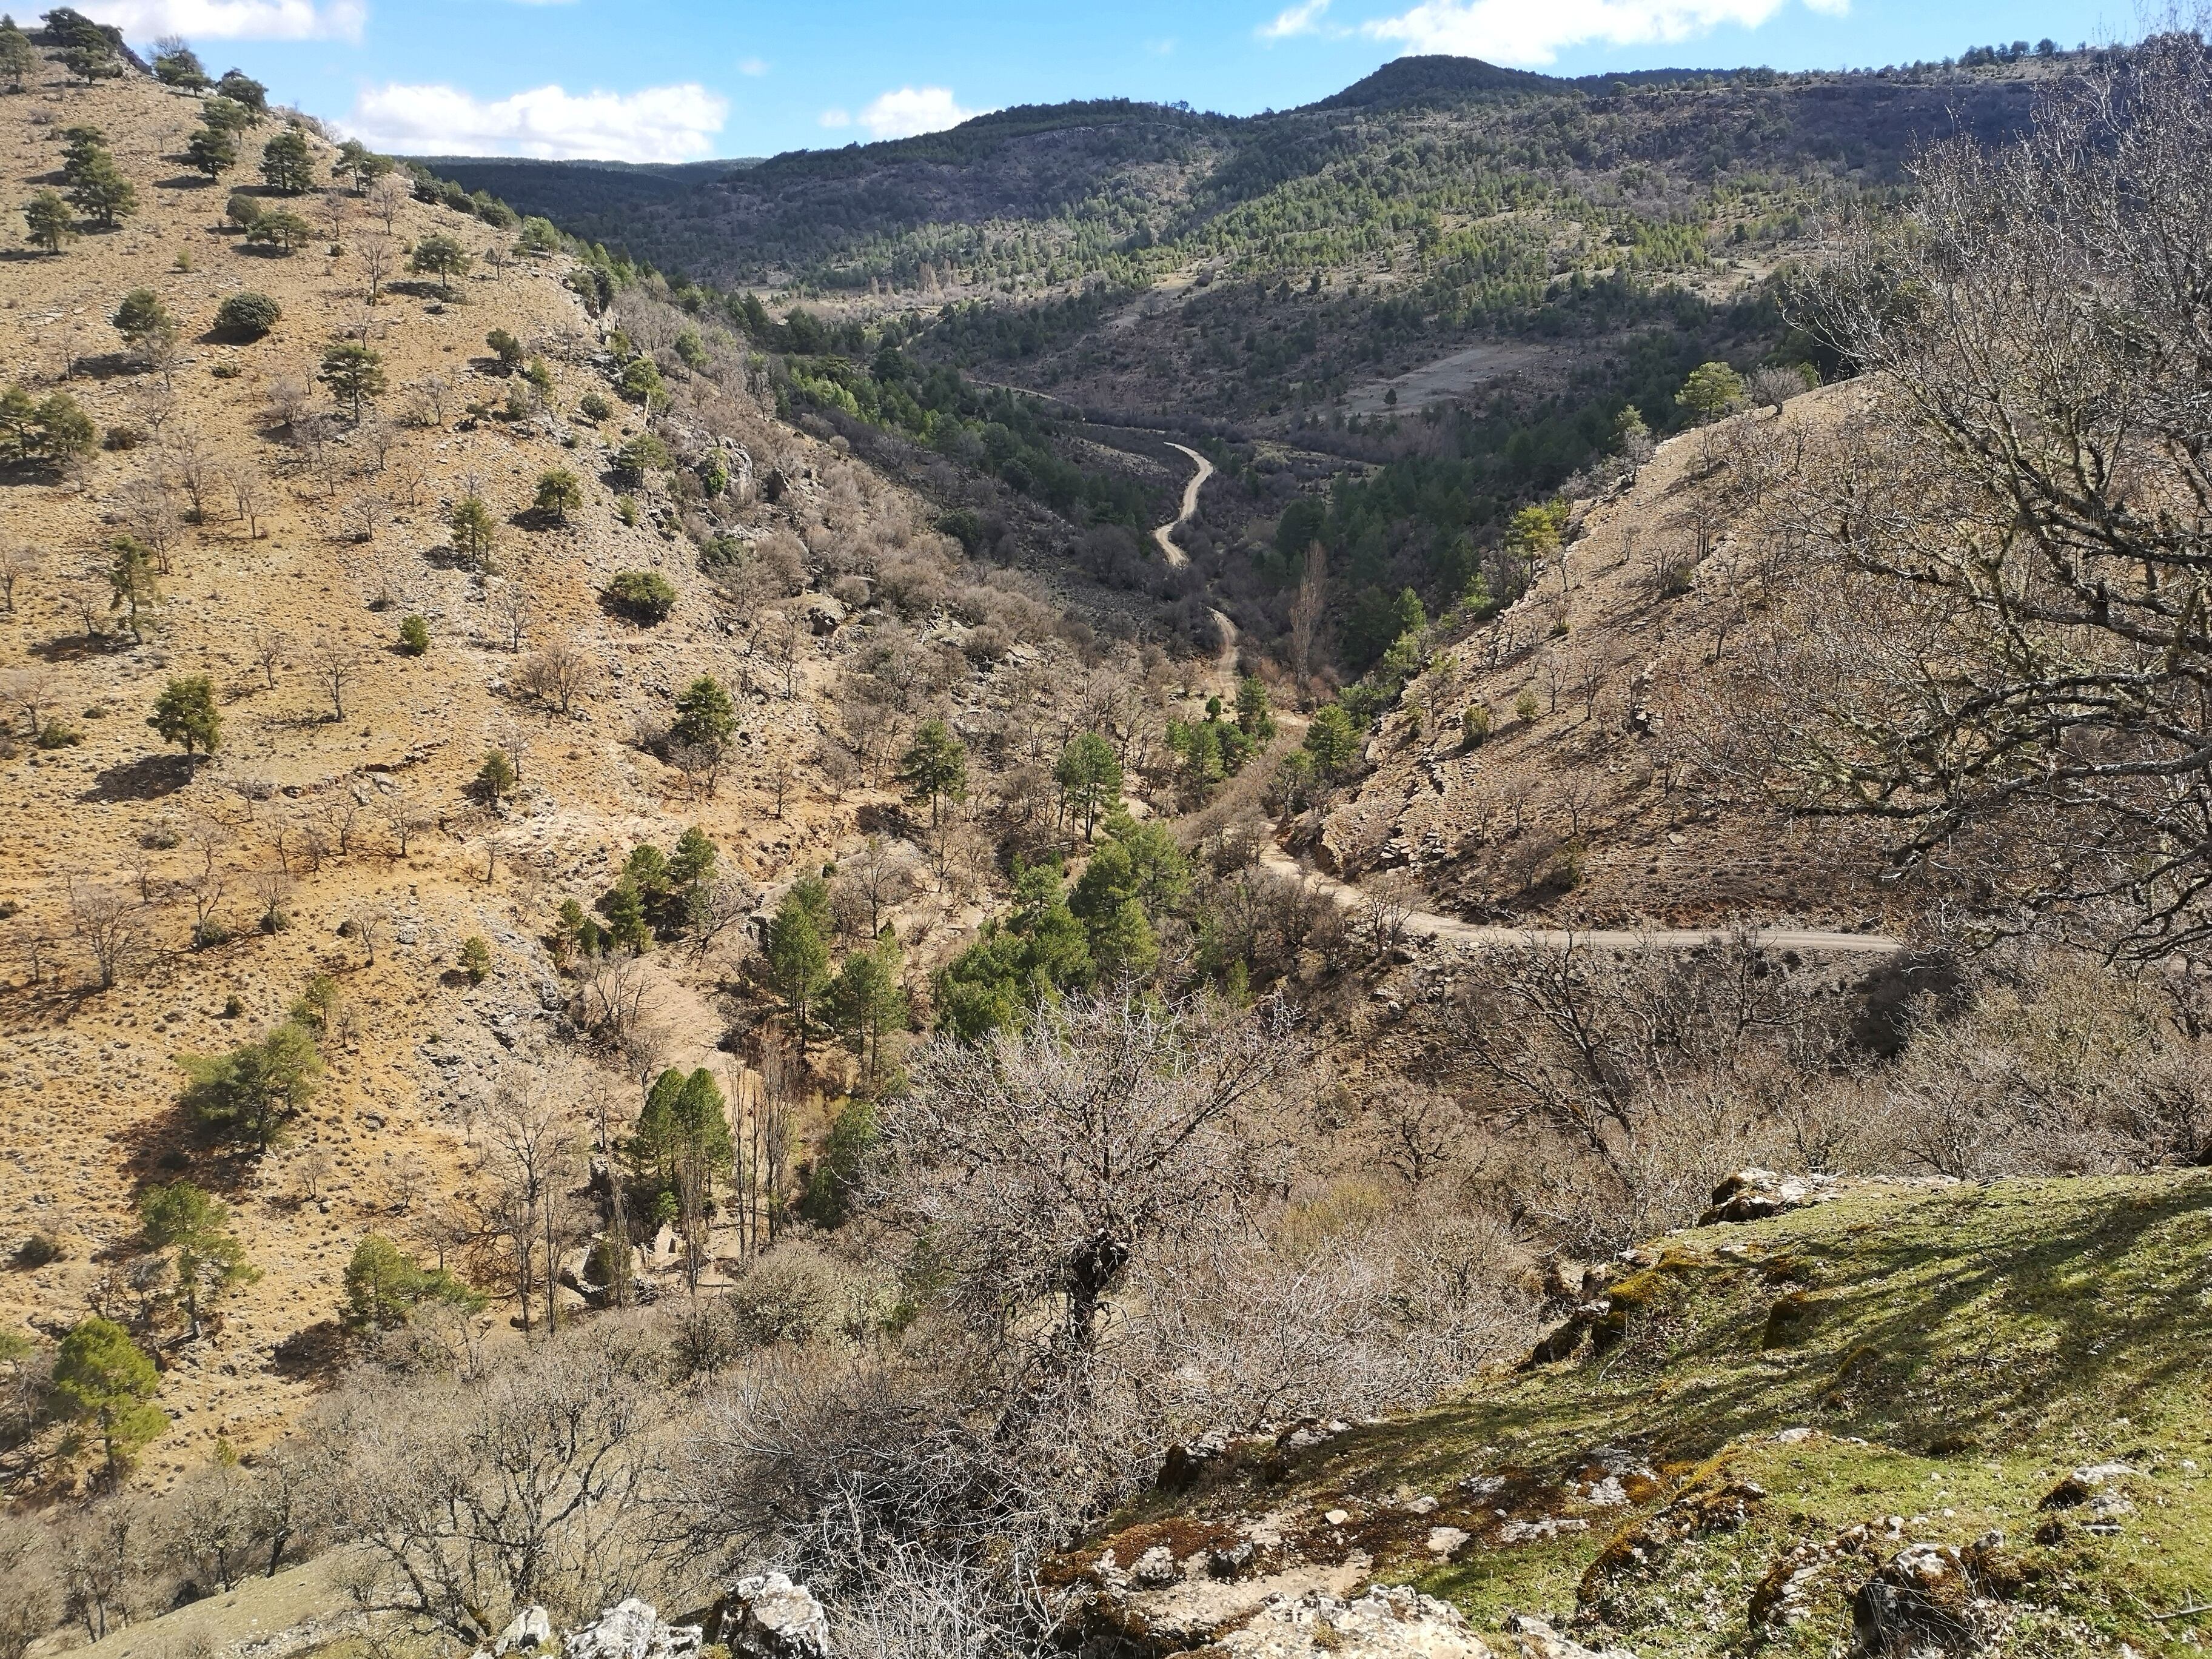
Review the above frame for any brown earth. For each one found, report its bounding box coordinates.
[0,67,945,1488]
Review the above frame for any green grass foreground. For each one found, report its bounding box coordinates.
[1095,1172,2212,1655]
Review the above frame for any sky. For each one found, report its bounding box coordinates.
[74,0,2131,164]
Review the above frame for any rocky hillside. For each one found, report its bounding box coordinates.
[0,53,1155,1489]
[1060,1169,2212,1657]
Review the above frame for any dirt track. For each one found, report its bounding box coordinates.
[1256,846,1902,956]
[1152,442,1214,567]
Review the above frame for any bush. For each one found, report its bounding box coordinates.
[214,291,282,340]
[578,390,611,421]
[606,570,677,624]
[398,615,429,655]
[460,936,492,984]
[1515,689,1541,723]
[1461,704,1491,747]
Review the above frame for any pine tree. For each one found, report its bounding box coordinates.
[186,124,238,178]
[0,17,38,90]
[409,232,470,297]
[766,880,833,1056]
[258,128,314,194]
[138,1181,256,1339]
[532,467,581,523]
[150,675,220,766]
[23,189,72,253]
[107,537,158,643]
[1054,730,1123,839]
[896,719,968,835]
[318,341,386,421]
[447,495,496,569]
[53,1318,167,1485]
[828,931,909,1091]
[671,675,736,748]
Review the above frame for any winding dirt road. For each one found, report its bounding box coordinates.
[1153,442,1215,568]
[1256,846,1902,956]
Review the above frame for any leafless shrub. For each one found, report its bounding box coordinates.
[67,879,143,991]
[517,642,592,715]
[882,992,1308,1359]
[0,542,41,614]
[327,1319,677,1644]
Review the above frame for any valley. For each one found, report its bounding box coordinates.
[2,12,2209,1659]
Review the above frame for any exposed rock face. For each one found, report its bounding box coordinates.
[1209,1586,1494,1657]
[474,1602,699,1659]
[1500,1614,1637,1659]
[1699,1169,1842,1225]
[560,1600,700,1659]
[722,1573,833,1659]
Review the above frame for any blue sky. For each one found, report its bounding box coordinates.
[80,0,2128,163]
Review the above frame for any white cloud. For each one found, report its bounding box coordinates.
[738,56,769,76]
[347,81,728,162]
[82,0,364,41]
[819,107,851,128]
[1362,0,1842,65]
[855,85,984,141]
[1259,0,1333,39]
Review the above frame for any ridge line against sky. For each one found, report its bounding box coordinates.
[78,0,2125,164]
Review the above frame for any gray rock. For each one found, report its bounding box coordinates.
[722,1573,830,1659]
[560,1599,700,1659]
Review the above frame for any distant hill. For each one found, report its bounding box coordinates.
[398,155,758,232]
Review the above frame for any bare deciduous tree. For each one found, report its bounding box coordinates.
[517,642,592,716]
[310,637,354,722]
[66,879,142,991]
[0,542,41,614]
[883,993,1307,1360]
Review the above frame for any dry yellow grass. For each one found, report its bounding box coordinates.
[0,69,883,1488]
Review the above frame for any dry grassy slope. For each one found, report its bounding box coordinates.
[1307,383,1896,934]
[0,69,887,1486]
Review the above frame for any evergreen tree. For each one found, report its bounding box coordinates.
[1304,702,1361,779]
[179,1024,323,1153]
[67,150,135,227]
[150,675,220,767]
[766,879,833,1056]
[896,718,968,835]
[138,1181,256,1339]
[152,39,209,89]
[409,232,469,297]
[0,17,37,89]
[343,1235,479,1329]
[1679,360,1745,423]
[669,824,717,890]
[107,537,158,644]
[532,467,581,523]
[447,495,496,568]
[1235,674,1276,743]
[476,747,516,805]
[1054,730,1123,840]
[318,341,386,421]
[185,125,238,179]
[53,1318,166,1486]
[215,69,267,112]
[244,210,312,252]
[112,288,179,360]
[258,128,313,194]
[828,931,909,1090]
[671,675,736,748]
[23,189,72,253]
[602,877,649,954]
